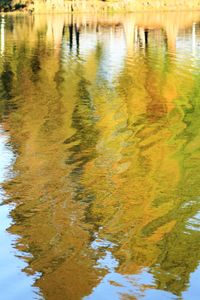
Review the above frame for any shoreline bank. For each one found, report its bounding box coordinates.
[1,1,200,14]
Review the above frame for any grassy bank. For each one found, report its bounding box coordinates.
[1,0,200,13]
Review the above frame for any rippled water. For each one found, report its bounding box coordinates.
[1,12,200,300]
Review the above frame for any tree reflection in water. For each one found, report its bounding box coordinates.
[1,12,200,300]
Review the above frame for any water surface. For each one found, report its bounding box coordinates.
[1,12,200,300]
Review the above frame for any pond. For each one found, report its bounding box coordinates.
[0,12,200,300]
